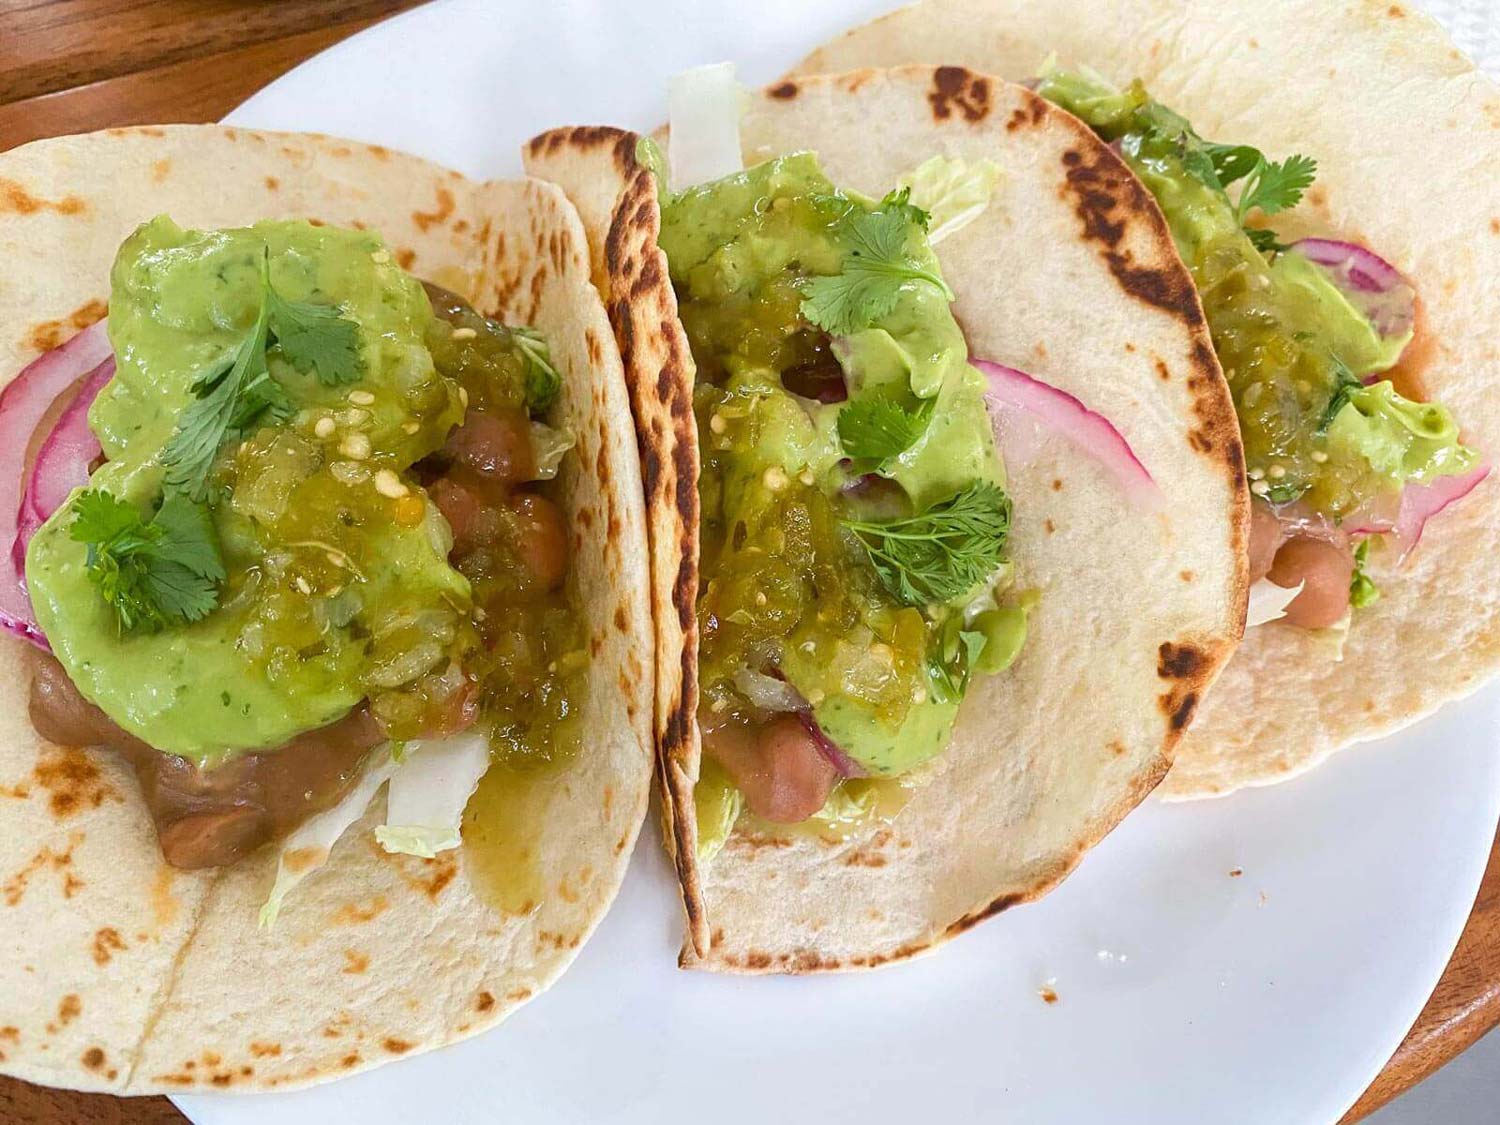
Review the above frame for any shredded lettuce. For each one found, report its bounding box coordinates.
[897,155,1001,244]
[374,732,491,859]
[667,62,744,191]
[693,756,742,863]
[259,746,400,929]
[529,422,575,480]
[1246,578,1303,627]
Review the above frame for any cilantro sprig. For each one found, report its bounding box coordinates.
[162,248,364,501]
[800,188,954,336]
[70,490,226,635]
[837,396,933,463]
[1040,70,1316,257]
[843,481,1010,606]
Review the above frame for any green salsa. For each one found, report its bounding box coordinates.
[658,152,1022,814]
[26,217,583,769]
[1038,71,1476,519]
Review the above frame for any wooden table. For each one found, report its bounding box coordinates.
[1,2,1497,1121]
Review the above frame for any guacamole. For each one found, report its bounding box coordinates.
[658,152,1022,827]
[26,217,583,769]
[1038,70,1476,519]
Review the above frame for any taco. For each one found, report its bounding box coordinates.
[0,126,652,1091]
[525,64,1245,970]
[796,0,1500,798]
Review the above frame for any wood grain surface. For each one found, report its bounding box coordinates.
[0,2,1496,1122]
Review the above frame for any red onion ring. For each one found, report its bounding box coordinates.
[0,321,111,648]
[1289,238,1416,343]
[974,358,1164,512]
[14,358,112,569]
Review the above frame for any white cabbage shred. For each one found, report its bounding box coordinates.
[375,732,491,859]
[668,62,744,191]
[259,746,401,929]
[259,733,491,927]
[1245,578,1304,627]
[898,154,1002,244]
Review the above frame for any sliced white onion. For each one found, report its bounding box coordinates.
[733,667,808,713]
[1246,578,1304,628]
[375,731,491,858]
[259,745,401,928]
[668,62,743,191]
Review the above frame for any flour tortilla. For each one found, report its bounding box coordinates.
[526,68,1245,971]
[0,125,653,1092]
[797,0,1500,799]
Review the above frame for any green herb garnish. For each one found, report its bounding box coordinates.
[162,249,363,500]
[266,285,364,386]
[837,396,933,463]
[800,187,953,336]
[843,481,1010,606]
[1350,538,1381,609]
[70,490,225,634]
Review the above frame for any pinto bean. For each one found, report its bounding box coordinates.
[1268,536,1354,629]
[507,492,568,590]
[1247,499,1286,584]
[703,712,839,824]
[444,408,535,483]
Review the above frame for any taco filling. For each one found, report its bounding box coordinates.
[9,217,583,904]
[1037,66,1486,632]
[650,139,1031,854]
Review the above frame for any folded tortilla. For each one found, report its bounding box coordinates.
[525,67,1245,970]
[0,126,653,1092]
[795,0,1500,799]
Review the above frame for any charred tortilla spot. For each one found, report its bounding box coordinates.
[769,80,799,100]
[411,186,456,234]
[1059,146,1200,323]
[35,748,116,819]
[81,1047,105,1070]
[928,66,990,122]
[395,248,416,271]
[250,1041,281,1057]
[0,179,87,216]
[91,927,125,966]
[944,892,1023,938]
[1157,641,1207,680]
[383,1037,413,1054]
[1163,690,1199,730]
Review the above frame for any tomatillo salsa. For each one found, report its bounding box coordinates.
[1039,69,1477,628]
[655,152,1024,856]
[25,217,584,868]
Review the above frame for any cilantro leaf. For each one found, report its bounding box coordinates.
[800,189,953,336]
[162,302,270,502]
[1318,357,1362,434]
[837,396,933,462]
[266,286,364,387]
[70,491,224,634]
[511,326,562,412]
[1238,154,1317,222]
[843,481,1011,606]
[1202,142,1262,189]
[162,249,354,502]
[1246,227,1288,255]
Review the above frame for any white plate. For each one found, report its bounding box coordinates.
[177,2,1500,1121]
